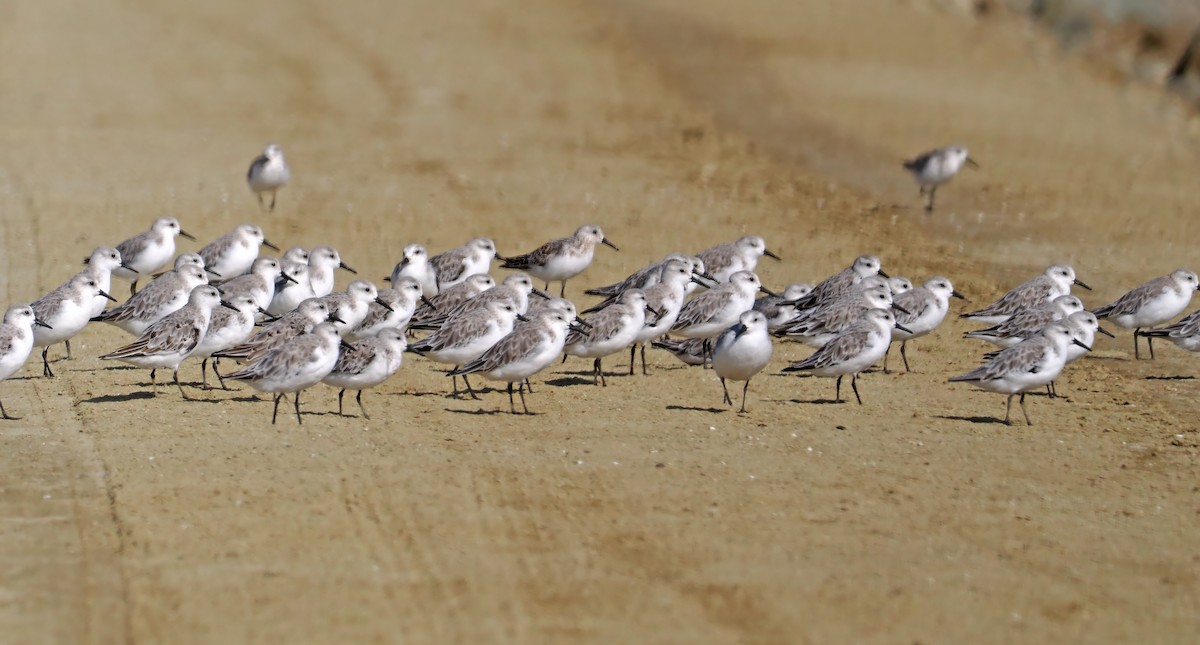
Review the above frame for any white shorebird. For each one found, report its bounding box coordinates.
[671,271,772,360]
[712,310,773,413]
[963,294,1084,349]
[782,308,908,404]
[565,289,656,386]
[949,322,1089,425]
[189,293,262,390]
[449,302,578,414]
[100,285,229,399]
[1046,310,1114,398]
[81,246,131,319]
[112,217,195,294]
[902,144,979,212]
[226,322,347,424]
[215,298,339,364]
[1093,269,1199,359]
[32,275,116,377]
[960,264,1090,326]
[388,244,438,297]
[92,265,210,337]
[198,224,280,282]
[775,286,902,348]
[307,246,356,297]
[0,305,51,418]
[886,276,965,372]
[621,258,697,374]
[695,236,781,283]
[1137,308,1200,353]
[430,238,500,291]
[790,255,887,311]
[217,256,287,311]
[501,225,618,296]
[247,143,290,212]
[408,299,526,398]
[322,328,407,419]
[268,261,315,316]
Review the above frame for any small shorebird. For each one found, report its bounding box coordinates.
[902,144,979,212]
[247,143,290,212]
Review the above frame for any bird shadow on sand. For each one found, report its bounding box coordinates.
[786,398,849,405]
[544,376,598,387]
[933,414,1009,425]
[445,407,534,416]
[665,404,727,413]
[1144,375,1195,381]
[79,391,156,404]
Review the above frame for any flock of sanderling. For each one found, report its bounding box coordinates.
[0,143,1195,425]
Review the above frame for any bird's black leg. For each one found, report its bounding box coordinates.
[851,373,863,405]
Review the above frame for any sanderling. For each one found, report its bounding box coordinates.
[565,289,656,386]
[774,286,902,348]
[226,322,346,424]
[501,225,618,296]
[782,308,908,404]
[215,298,338,364]
[1137,307,1200,353]
[81,246,131,318]
[283,247,309,265]
[960,264,1089,325]
[430,238,500,291]
[1046,310,1114,397]
[712,310,773,413]
[323,328,407,419]
[159,252,206,279]
[198,224,280,282]
[0,305,50,418]
[650,337,708,366]
[387,244,438,297]
[885,276,966,372]
[408,299,526,398]
[32,275,115,377]
[247,143,290,212]
[317,280,388,336]
[696,235,780,283]
[267,261,315,316]
[188,293,263,390]
[217,256,287,311]
[624,258,697,374]
[92,265,209,337]
[307,246,356,297]
[887,276,914,295]
[754,283,813,332]
[100,285,228,399]
[585,253,710,299]
[949,322,1089,425]
[1093,269,1199,359]
[351,278,428,340]
[409,274,495,328]
[111,218,195,294]
[671,271,772,352]
[964,294,1084,349]
[449,304,578,414]
[902,144,979,212]
[790,255,887,310]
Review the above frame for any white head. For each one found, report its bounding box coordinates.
[282,262,309,285]
[737,310,768,334]
[863,307,899,330]
[501,273,534,293]
[860,287,895,310]
[151,217,189,239]
[3,305,38,329]
[1044,264,1081,291]
[659,259,693,288]
[1170,269,1199,291]
[1042,321,1078,348]
[235,224,274,250]
[618,289,647,309]
[309,246,343,269]
[782,283,813,300]
[1066,310,1101,334]
[175,253,205,270]
[311,321,341,344]
[224,293,260,315]
[468,238,498,258]
[375,327,408,352]
[463,274,497,292]
[852,255,884,278]
[251,256,283,278]
[283,247,309,264]
[392,277,423,303]
[70,274,107,298]
[729,271,763,294]
[887,277,913,294]
[263,143,284,159]
[85,246,125,273]
[297,298,331,322]
[943,145,971,169]
[486,299,523,322]
[179,265,209,288]
[1051,295,1085,316]
[858,275,889,292]
[403,244,428,264]
[187,285,223,309]
[345,280,379,303]
[923,276,961,302]
[537,298,577,320]
[737,235,777,260]
[573,225,617,250]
